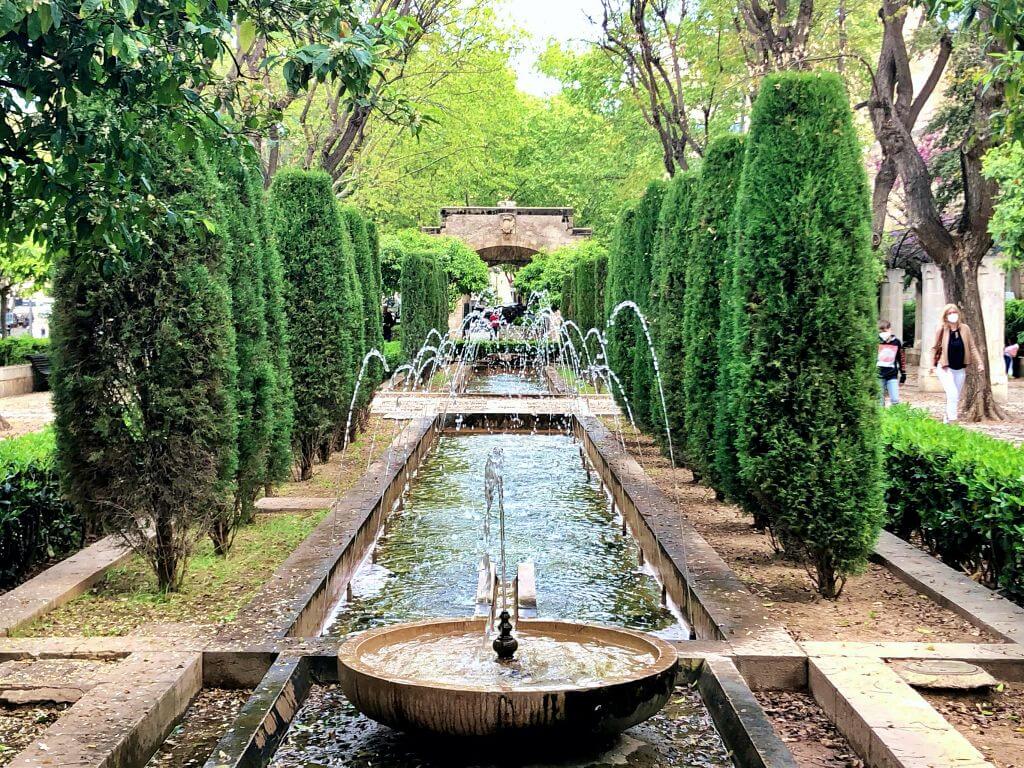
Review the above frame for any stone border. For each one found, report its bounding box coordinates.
[574,415,804,681]
[219,416,437,645]
[0,536,134,637]
[874,530,1024,644]
[0,363,34,397]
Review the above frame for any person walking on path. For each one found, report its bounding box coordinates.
[877,319,907,406]
[930,303,985,423]
[1005,341,1019,377]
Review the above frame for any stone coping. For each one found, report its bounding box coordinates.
[218,416,436,645]
[7,652,201,768]
[575,416,802,656]
[253,496,334,513]
[874,530,1024,644]
[0,535,134,637]
[809,655,993,768]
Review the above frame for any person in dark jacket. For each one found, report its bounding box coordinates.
[382,307,396,342]
[877,319,907,406]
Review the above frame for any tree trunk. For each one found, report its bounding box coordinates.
[154,515,182,592]
[209,517,233,557]
[938,256,1005,421]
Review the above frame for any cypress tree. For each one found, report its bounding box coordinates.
[269,169,356,480]
[51,135,238,591]
[210,148,275,554]
[334,214,365,453]
[259,175,295,490]
[654,170,699,459]
[732,72,882,598]
[682,135,745,484]
[630,181,666,434]
[339,206,383,415]
[605,206,637,413]
[400,251,447,363]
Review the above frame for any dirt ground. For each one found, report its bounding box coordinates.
[0,703,68,767]
[754,691,863,768]
[277,415,406,498]
[924,682,1024,768]
[0,392,54,439]
[603,421,999,644]
[146,689,251,768]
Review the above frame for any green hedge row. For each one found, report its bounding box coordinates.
[0,336,49,367]
[882,406,1024,602]
[1007,299,1024,347]
[0,430,81,589]
[399,250,447,362]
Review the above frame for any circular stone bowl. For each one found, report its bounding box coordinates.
[337,617,679,738]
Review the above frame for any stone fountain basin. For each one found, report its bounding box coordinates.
[337,617,679,738]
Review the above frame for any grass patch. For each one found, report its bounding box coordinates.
[278,415,405,498]
[558,366,602,395]
[19,511,327,637]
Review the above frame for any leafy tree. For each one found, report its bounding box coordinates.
[517,240,606,309]
[0,237,49,338]
[983,141,1024,265]
[681,135,745,484]
[1,0,403,264]
[399,251,447,362]
[51,136,238,591]
[210,148,275,555]
[379,229,487,303]
[731,72,882,598]
[269,169,356,480]
[654,171,699,459]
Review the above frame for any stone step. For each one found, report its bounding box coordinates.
[254,496,334,513]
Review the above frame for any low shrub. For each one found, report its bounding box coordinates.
[882,406,1024,602]
[0,429,82,589]
[0,337,49,367]
[1006,299,1024,347]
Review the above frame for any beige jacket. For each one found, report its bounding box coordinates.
[931,323,982,369]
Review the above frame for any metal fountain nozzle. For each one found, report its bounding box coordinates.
[492,610,518,661]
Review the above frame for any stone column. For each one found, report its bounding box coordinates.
[879,268,905,336]
[979,256,1008,402]
[917,262,945,392]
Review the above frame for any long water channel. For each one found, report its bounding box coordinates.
[271,371,733,768]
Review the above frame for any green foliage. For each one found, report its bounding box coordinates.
[1,0,404,263]
[51,136,238,592]
[399,250,447,362]
[0,237,51,319]
[379,229,487,305]
[269,169,357,479]
[681,135,745,483]
[0,336,49,366]
[340,205,383,405]
[983,141,1024,265]
[1006,299,1024,345]
[882,406,1024,602]
[630,181,666,434]
[605,206,638,412]
[903,299,917,346]
[0,429,81,589]
[655,171,699,458]
[730,72,883,598]
[519,240,606,309]
[211,148,276,552]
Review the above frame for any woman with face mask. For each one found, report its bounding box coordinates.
[930,303,985,423]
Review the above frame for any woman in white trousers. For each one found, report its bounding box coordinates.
[930,303,985,423]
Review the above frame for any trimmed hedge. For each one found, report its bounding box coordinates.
[1007,299,1024,346]
[882,406,1024,602]
[0,336,48,367]
[730,72,882,598]
[0,430,81,589]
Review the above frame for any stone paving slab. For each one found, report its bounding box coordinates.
[875,531,1024,644]
[8,651,201,768]
[0,536,133,637]
[0,658,120,704]
[802,641,1024,682]
[809,655,993,768]
[253,497,334,513]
